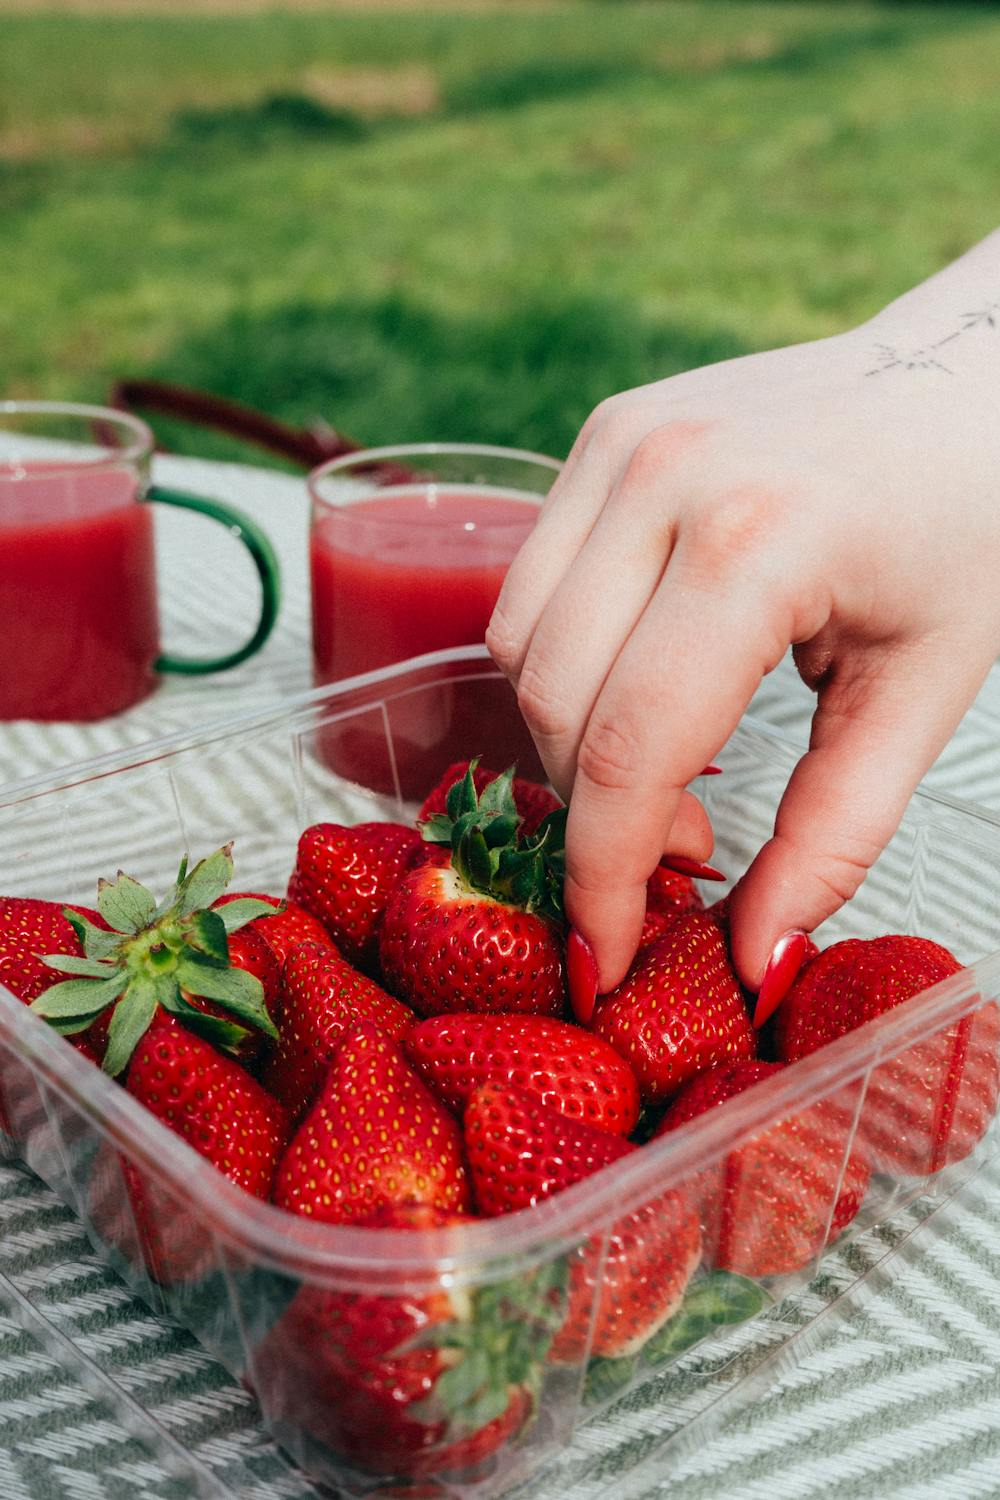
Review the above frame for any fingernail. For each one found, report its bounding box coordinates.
[658,855,726,883]
[700,764,723,776]
[567,928,599,1025]
[753,930,809,1028]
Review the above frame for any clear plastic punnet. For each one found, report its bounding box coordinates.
[0,644,999,1498]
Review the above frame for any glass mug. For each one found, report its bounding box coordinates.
[0,402,280,722]
[308,443,560,798]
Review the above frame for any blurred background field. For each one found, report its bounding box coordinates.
[3,0,1000,464]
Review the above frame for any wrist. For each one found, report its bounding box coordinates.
[854,229,1000,379]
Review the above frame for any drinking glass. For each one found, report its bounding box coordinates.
[308,442,560,797]
[0,401,279,722]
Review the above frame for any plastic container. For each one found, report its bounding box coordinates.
[0,644,999,1498]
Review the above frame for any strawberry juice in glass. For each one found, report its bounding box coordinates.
[0,402,279,722]
[308,443,560,798]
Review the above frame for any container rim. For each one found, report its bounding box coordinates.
[4,644,1000,836]
[0,646,515,812]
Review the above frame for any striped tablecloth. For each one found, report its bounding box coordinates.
[3,453,1000,1500]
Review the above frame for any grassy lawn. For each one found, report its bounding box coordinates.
[3,2,1000,462]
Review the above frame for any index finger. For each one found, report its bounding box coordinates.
[487,413,705,687]
[565,562,784,991]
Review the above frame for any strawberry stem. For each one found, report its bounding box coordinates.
[420,762,567,924]
[406,1255,567,1433]
[643,1272,769,1367]
[29,847,279,1076]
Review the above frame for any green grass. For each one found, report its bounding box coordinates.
[4,2,1000,463]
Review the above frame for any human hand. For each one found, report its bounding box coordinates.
[487,251,1000,1013]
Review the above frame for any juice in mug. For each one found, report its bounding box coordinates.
[0,464,158,721]
[0,402,280,725]
[309,446,560,798]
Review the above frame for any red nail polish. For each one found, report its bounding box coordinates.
[700,764,723,776]
[567,928,599,1025]
[658,855,726,883]
[753,930,809,1028]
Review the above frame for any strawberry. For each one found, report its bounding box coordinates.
[464,1083,701,1359]
[287,821,427,974]
[590,910,755,1106]
[227,923,281,1007]
[774,935,996,1175]
[775,936,961,1058]
[0,897,111,1070]
[419,760,561,838]
[272,1024,471,1223]
[380,764,567,1018]
[705,894,730,930]
[127,1013,288,1193]
[547,1187,702,1364]
[250,1202,564,1478]
[27,848,280,1077]
[0,897,87,1004]
[262,940,415,1117]
[638,865,702,949]
[658,1060,870,1277]
[0,897,84,1135]
[405,1013,640,1137]
[214,890,332,966]
[464,1080,632,1216]
[121,1013,290,1283]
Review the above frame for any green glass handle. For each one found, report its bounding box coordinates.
[143,484,281,675]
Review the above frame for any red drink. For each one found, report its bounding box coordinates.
[0,403,281,721]
[310,484,544,796]
[311,487,537,679]
[0,465,159,721]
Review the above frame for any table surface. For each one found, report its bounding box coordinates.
[2,453,1000,1500]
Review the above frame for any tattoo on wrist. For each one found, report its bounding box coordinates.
[866,300,1000,376]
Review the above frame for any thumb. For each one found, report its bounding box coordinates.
[728,642,989,994]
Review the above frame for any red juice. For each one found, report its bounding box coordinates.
[0,464,159,721]
[310,485,543,795]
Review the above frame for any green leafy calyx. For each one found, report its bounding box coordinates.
[31,847,279,1076]
[584,1353,638,1406]
[405,1255,567,1435]
[643,1271,769,1367]
[420,761,567,924]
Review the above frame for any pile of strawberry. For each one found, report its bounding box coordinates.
[0,758,996,1482]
